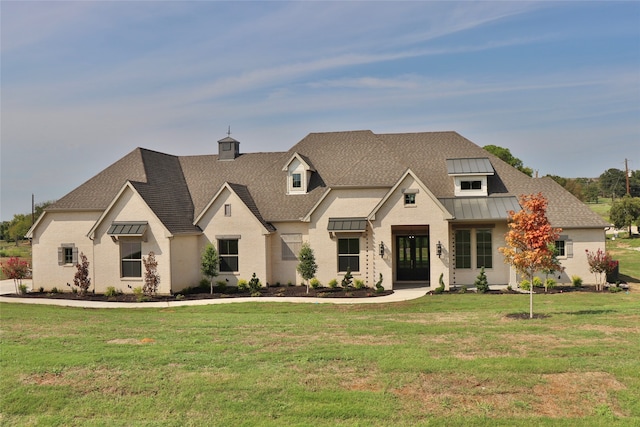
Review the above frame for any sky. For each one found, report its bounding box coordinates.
[1,1,639,221]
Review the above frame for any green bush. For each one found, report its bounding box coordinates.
[18,283,28,294]
[216,280,227,292]
[50,287,60,294]
[175,294,185,300]
[375,273,384,293]
[237,279,248,291]
[544,278,556,291]
[532,277,543,288]
[105,286,121,297]
[460,286,467,294]
[341,267,353,289]
[571,275,583,288]
[328,279,338,289]
[310,278,321,289]
[474,267,489,293]
[354,279,365,289]
[248,273,262,293]
[609,286,623,293]
[519,280,531,291]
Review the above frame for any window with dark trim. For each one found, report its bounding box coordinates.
[555,240,566,257]
[476,229,492,268]
[219,239,239,272]
[338,238,359,272]
[455,230,471,269]
[461,180,482,190]
[58,244,78,265]
[404,193,416,205]
[121,241,142,277]
[292,173,302,189]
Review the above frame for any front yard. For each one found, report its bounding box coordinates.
[1,290,639,426]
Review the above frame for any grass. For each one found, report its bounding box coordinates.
[587,198,613,223]
[1,291,639,426]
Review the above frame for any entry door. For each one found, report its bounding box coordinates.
[396,235,430,281]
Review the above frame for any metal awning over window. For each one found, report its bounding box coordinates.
[328,217,367,232]
[107,222,148,236]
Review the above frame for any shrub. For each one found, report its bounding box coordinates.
[460,286,467,294]
[519,280,531,291]
[434,273,445,294]
[532,276,543,288]
[287,281,294,287]
[609,286,623,293]
[132,286,147,302]
[50,287,60,294]
[544,278,556,292]
[571,275,583,288]
[175,294,185,300]
[18,283,28,294]
[341,267,353,289]
[237,279,249,291]
[215,280,227,293]
[375,273,384,293]
[354,279,365,289]
[474,267,489,293]
[105,286,120,297]
[328,279,338,289]
[38,286,44,293]
[248,273,262,293]
[310,278,321,289]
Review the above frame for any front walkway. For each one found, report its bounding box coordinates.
[0,279,430,308]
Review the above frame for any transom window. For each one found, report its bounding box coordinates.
[121,241,142,277]
[338,238,360,272]
[219,239,239,272]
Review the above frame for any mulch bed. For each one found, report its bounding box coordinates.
[5,285,394,303]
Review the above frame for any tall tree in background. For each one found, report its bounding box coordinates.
[499,193,562,319]
[599,168,626,200]
[609,196,640,237]
[483,145,533,177]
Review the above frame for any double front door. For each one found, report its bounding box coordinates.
[396,235,430,281]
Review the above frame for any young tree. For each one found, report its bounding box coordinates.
[296,242,318,294]
[73,252,91,295]
[201,243,218,294]
[585,249,617,291]
[1,257,30,294]
[143,251,160,296]
[474,267,489,293]
[609,196,640,237]
[499,193,562,318]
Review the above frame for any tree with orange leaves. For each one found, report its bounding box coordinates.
[499,193,562,318]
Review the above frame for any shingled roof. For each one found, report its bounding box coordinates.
[47,130,607,233]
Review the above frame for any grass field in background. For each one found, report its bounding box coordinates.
[1,291,639,426]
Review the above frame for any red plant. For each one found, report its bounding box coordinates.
[1,257,30,294]
[143,251,160,296]
[585,248,617,291]
[73,252,91,295]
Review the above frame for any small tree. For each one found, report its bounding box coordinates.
[585,248,617,291]
[296,242,318,294]
[499,193,561,318]
[201,243,219,294]
[341,267,353,289]
[474,267,489,293]
[73,252,91,295]
[143,251,160,296]
[1,257,30,294]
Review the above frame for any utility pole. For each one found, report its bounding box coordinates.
[625,158,631,196]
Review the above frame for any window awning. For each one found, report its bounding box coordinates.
[107,222,148,236]
[446,158,494,175]
[328,217,367,232]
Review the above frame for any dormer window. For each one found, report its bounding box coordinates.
[282,152,316,195]
[446,158,494,197]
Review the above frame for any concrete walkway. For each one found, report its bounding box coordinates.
[0,279,430,308]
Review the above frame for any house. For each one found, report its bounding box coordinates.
[27,130,608,294]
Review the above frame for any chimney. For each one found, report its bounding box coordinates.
[218,135,240,160]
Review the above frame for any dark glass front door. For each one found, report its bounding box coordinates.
[396,235,430,281]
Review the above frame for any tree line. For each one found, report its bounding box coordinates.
[0,201,54,245]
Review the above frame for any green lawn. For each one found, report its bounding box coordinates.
[2,291,639,426]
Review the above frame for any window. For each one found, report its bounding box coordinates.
[222,142,232,151]
[121,241,142,277]
[292,173,302,189]
[461,180,482,190]
[219,239,239,272]
[281,234,302,260]
[58,244,77,265]
[554,238,572,258]
[224,204,231,217]
[455,230,471,269]
[476,229,492,268]
[338,238,360,272]
[404,193,416,205]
